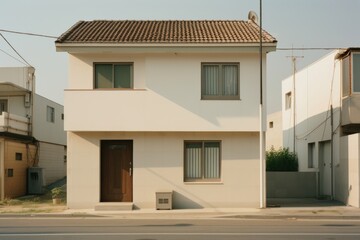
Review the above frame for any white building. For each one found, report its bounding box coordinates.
[56,19,277,209]
[0,67,66,199]
[282,48,360,207]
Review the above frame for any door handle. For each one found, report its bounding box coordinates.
[129,167,132,176]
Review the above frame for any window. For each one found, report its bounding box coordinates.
[201,63,239,100]
[308,142,315,168]
[95,63,133,89]
[47,106,55,123]
[285,92,292,110]
[7,169,13,177]
[353,53,360,93]
[15,152,22,161]
[0,100,7,114]
[184,141,221,182]
[269,121,274,128]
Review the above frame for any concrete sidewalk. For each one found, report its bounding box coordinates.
[1,199,360,220]
[57,199,360,220]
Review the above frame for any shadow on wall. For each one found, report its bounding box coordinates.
[172,191,203,209]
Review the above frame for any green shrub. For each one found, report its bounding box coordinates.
[266,147,298,171]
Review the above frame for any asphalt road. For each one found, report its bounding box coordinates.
[0,217,359,240]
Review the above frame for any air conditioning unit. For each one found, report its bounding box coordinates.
[156,191,173,210]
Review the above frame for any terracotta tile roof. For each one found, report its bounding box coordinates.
[56,20,277,44]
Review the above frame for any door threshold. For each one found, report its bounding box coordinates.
[95,202,133,211]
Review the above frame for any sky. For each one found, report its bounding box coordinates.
[1,0,360,113]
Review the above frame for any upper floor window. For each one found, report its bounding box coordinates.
[285,92,292,110]
[94,63,133,89]
[47,106,55,123]
[0,100,8,114]
[201,63,239,100]
[353,53,360,93]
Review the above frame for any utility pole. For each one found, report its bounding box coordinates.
[286,54,303,153]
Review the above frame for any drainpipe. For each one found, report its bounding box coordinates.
[259,0,266,209]
[330,104,334,200]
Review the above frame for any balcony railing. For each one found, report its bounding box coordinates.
[0,112,30,136]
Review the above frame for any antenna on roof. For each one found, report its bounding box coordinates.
[248,11,259,24]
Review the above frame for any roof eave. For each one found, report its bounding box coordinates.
[56,42,277,53]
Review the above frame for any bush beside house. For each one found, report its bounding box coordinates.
[266,147,298,171]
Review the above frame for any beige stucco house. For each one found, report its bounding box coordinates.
[0,67,66,200]
[56,18,277,209]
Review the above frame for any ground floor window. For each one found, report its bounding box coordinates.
[184,141,221,182]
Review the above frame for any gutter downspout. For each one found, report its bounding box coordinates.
[259,0,266,209]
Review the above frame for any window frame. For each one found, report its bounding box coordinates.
[46,106,55,123]
[15,152,22,161]
[201,62,240,100]
[285,92,292,110]
[351,53,360,94]
[93,62,134,89]
[183,140,222,183]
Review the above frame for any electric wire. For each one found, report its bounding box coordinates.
[0,48,28,66]
[0,33,32,67]
[0,29,57,39]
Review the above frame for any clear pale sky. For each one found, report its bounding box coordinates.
[1,0,359,113]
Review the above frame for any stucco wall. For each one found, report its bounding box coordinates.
[67,131,260,209]
[38,142,66,186]
[33,94,66,145]
[65,52,264,132]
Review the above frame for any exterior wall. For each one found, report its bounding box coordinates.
[65,52,263,132]
[67,131,260,209]
[266,111,283,150]
[0,67,34,91]
[3,140,36,198]
[38,142,66,185]
[282,51,341,172]
[33,94,65,145]
[282,50,360,207]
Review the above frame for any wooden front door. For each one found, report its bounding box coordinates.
[100,140,133,202]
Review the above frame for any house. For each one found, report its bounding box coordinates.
[0,67,66,200]
[282,48,360,207]
[56,18,277,209]
[266,111,283,150]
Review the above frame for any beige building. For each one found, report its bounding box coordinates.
[56,19,277,209]
[0,67,66,200]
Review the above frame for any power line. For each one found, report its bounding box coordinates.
[0,48,28,66]
[0,29,57,39]
[0,33,32,67]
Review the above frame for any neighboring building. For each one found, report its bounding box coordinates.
[266,111,283,150]
[0,67,66,200]
[282,48,360,207]
[56,19,277,209]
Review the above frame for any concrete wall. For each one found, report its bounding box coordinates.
[33,94,66,145]
[266,172,317,198]
[65,52,264,132]
[67,131,260,209]
[0,67,34,91]
[38,142,66,185]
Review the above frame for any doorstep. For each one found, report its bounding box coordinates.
[94,202,133,211]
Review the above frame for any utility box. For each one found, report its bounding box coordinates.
[27,167,44,194]
[156,191,173,210]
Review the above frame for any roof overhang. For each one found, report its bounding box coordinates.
[0,82,30,96]
[56,43,277,54]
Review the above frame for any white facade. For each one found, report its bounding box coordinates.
[266,111,283,150]
[282,49,360,207]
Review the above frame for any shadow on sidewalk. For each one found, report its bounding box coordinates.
[267,198,344,208]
